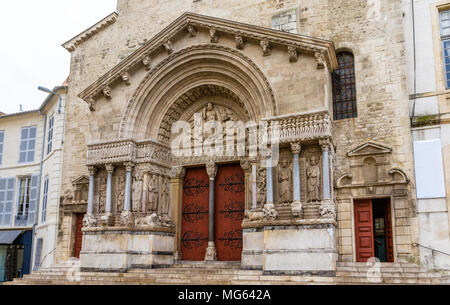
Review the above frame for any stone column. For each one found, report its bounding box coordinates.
[142,171,149,213]
[120,162,135,227]
[319,140,335,220]
[105,164,114,214]
[171,167,185,261]
[240,159,252,211]
[263,154,278,220]
[84,166,98,227]
[290,142,303,217]
[124,162,134,212]
[321,143,331,201]
[251,161,257,210]
[87,166,96,215]
[205,161,218,261]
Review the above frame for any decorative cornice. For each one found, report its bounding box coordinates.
[77,12,337,110]
[62,12,118,52]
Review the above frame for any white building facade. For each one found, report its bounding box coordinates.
[0,86,67,282]
[403,0,450,269]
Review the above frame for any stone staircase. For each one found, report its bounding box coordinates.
[5,261,450,285]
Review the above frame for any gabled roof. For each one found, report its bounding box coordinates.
[78,12,337,108]
[347,142,392,157]
[63,12,118,52]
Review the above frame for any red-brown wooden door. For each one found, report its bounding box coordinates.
[354,200,375,262]
[215,164,245,261]
[74,214,84,258]
[181,167,210,261]
[384,201,394,262]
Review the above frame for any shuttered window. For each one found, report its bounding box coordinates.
[41,176,49,223]
[440,10,450,88]
[0,131,4,165]
[15,175,38,227]
[33,238,43,272]
[19,127,37,163]
[0,178,15,227]
[47,116,54,155]
[332,52,358,120]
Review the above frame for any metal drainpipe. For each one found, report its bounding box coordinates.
[31,112,47,271]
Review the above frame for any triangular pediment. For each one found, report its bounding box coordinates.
[72,175,89,185]
[347,142,392,157]
[78,12,337,110]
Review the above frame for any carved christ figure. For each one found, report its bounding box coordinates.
[307,155,321,202]
[278,157,292,204]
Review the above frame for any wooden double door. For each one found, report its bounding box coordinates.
[181,164,245,261]
[354,199,394,263]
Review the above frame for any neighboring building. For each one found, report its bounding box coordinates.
[403,0,450,270]
[0,86,67,282]
[51,0,428,277]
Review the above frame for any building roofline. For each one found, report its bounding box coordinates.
[62,12,118,52]
[0,86,67,120]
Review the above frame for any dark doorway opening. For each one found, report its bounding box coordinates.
[354,198,394,262]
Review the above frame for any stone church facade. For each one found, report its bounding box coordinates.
[54,0,419,275]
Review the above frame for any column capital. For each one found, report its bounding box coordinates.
[105,164,115,174]
[319,139,331,151]
[88,166,97,176]
[290,142,302,154]
[124,162,135,172]
[206,161,218,180]
[240,159,253,173]
[171,166,186,179]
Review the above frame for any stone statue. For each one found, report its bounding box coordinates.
[307,155,321,202]
[132,172,143,212]
[148,174,159,212]
[257,167,267,207]
[116,174,126,212]
[203,102,219,122]
[278,156,292,205]
[158,176,170,216]
[98,172,107,213]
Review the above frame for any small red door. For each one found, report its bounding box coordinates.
[215,164,245,261]
[74,214,84,258]
[354,200,375,262]
[181,167,210,261]
[384,201,394,262]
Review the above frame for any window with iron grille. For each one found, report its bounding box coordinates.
[332,52,357,120]
[440,10,450,88]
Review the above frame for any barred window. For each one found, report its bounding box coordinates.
[440,10,450,88]
[332,52,357,120]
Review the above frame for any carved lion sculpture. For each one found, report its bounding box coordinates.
[244,210,265,222]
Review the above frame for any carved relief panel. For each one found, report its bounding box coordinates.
[301,147,322,203]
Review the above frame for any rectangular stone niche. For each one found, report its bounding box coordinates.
[80,229,175,272]
[243,223,338,276]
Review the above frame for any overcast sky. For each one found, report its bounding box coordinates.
[0,0,117,114]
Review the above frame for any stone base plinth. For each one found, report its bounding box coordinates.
[80,228,175,272]
[242,222,338,275]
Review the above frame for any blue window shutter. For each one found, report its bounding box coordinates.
[33,238,43,271]
[0,178,15,227]
[28,175,39,226]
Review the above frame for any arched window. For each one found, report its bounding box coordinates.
[332,52,357,120]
